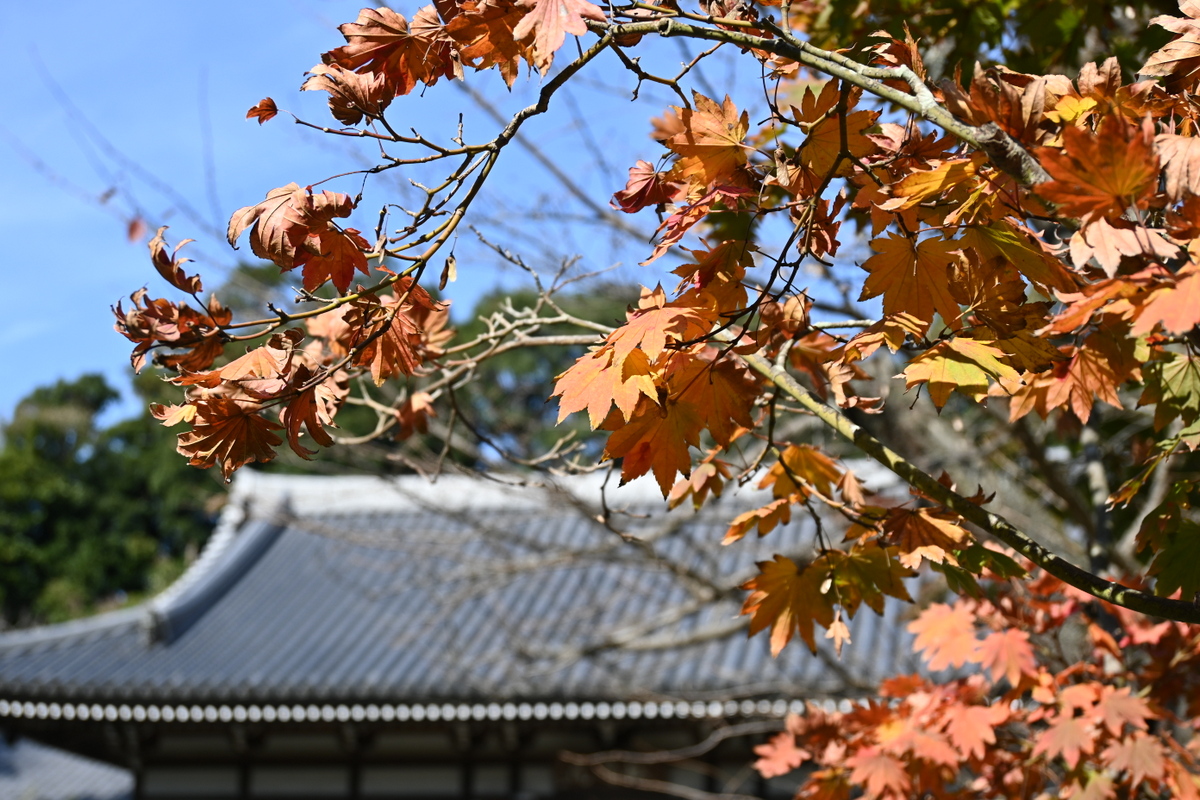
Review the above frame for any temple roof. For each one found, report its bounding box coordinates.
[0,470,918,708]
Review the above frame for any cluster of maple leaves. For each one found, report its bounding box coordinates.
[118,0,1200,742]
[752,566,1200,799]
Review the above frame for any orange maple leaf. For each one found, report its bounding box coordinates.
[671,354,758,447]
[859,234,962,332]
[753,732,810,778]
[1032,715,1096,769]
[246,97,278,125]
[759,444,843,499]
[664,93,750,189]
[1102,733,1167,786]
[883,507,971,569]
[348,288,440,385]
[394,391,437,441]
[552,346,656,429]
[977,628,1037,687]
[723,497,794,544]
[606,286,717,366]
[511,0,604,73]
[957,222,1078,294]
[740,554,836,654]
[227,184,369,293]
[788,81,880,180]
[302,65,393,126]
[1097,686,1152,736]
[323,7,458,96]
[1007,334,1134,423]
[1036,115,1159,223]
[1133,262,1200,335]
[1141,3,1200,92]
[944,703,1010,760]
[907,602,980,671]
[668,459,730,510]
[846,747,911,799]
[444,0,530,88]
[148,227,202,294]
[174,398,284,480]
[601,395,704,496]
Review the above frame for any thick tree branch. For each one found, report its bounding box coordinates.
[730,337,1200,624]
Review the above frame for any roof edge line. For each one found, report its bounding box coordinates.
[143,497,291,645]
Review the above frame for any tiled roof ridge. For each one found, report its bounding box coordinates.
[142,496,291,645]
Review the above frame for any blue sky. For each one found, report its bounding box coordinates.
[0,1,773,425]
[1,2,376,420]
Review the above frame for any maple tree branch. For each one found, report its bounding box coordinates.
[588,17,1050,186]
[729,337,1200,624]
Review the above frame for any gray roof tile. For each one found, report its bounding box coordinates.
[0,472,916,705]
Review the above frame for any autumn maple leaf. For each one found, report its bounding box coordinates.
[245,97,278,125]
[740,554,836,654]
[664,93,750,190]
[724,497,793,544]
[443,0,530,88]
[1032,714,1096,769]
[302,65,393,126]
[323,7,458,96]
[903,337,1020,410]
[1103,733,1167,786]
[944,703,1009,760]
[859,234,962,332]
[1007,334,1134,423]
[606,286,717,366]
[1133,262,1200,335]
[278,368,341,459]
[977,628,1037,687]
[882,506,971,568]
[347,291,433,386]
[759,444,842,499]
[172,398,284,480]
[227,184,370,293]
[148,227,202,294]
[511,0,604,73]
[394,391,437,441]
[612,160,684,213]
[671,354,758,447]
[552,346,656,429]
[601,394,704,495]
[754,732,810,778]
[1036,115,1159,223]
[1141,1,1200,93]
[846,747,911,799]
[907,602,979,671]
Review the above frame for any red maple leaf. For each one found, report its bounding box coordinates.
[612,160,684,213]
